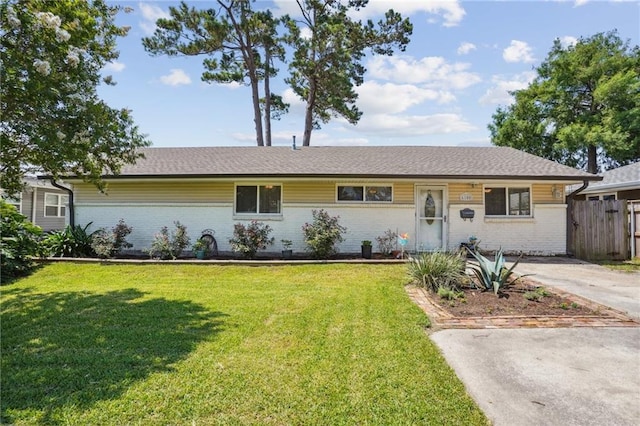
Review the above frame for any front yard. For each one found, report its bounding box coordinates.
[1,263,487,425]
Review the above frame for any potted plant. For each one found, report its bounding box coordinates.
[192,239,209,260]
[281,239,293,259]
[361,240,372,259]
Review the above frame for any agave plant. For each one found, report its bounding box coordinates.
[467,248,521,295]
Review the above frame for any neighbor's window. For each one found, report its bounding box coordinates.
[337,185,392,202]
[235,185,281,214]
[485,187,530,216]
[44,193,68,217]
[1,191,22,213]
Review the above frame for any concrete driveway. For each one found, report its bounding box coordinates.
[431,258,640,426]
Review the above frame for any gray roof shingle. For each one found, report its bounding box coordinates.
[112,146,600,181]
[582,161,640,192]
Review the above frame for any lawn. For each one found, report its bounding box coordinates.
[1,263,487,425]
[596,258,640,273]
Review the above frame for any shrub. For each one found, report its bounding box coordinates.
[91,219,133,258]
[376,229,398,256]
[407,251,466,292]
[302,209,347,259]
[229,220,274,259]
[43,223,95,257]
[146,221,190,260]
[467,247,521,295]
[1,200,43,282]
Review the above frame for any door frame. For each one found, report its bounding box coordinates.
[415,185,448,252]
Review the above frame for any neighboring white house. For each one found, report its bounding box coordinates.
[572,162,640,201]
[1,178,70,232]
[64,146,601,256]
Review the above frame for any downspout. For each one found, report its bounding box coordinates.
[566,180,590,257]
[31,187,37,226]
[49,179,74,227]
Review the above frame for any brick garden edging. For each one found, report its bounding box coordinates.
[407,286,640,329]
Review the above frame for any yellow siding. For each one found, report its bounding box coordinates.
[532,183,563,204]
[449,183,483,205]
[74,180,563,206]
[74,181,234,203]
[393,183,414,204]
[284,182,335,203]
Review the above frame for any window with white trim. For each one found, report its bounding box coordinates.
[484,186,530,216]
[337,185,392,202]
[44,193,69,217]
[235,185,281,214]
[1,191,22,213]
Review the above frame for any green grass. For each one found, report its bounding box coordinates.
[1,263,488,425]
[596,258,640,272]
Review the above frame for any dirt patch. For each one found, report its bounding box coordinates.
[433,277,601,317]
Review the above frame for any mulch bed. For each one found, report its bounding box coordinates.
[438,277,599,317]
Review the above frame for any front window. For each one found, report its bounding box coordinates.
[337,185,392,202]
[485,186,530,216]
[44,193,68,217]
[1,191,22,213]
[235,185,281,214]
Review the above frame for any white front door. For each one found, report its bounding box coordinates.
[415,186,447,251]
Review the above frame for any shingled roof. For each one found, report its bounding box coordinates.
[109,146,600,181]
[581,161,640,193]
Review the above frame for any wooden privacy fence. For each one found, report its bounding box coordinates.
[631,201,640,259]
[569,200,629,261]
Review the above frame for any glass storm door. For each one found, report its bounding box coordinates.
[416,186,447,252]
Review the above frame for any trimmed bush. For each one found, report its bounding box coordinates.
[229,221,274,259]
[302,209,347,259]
[146,221,190,260]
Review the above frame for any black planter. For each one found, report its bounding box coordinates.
[361,245,372,259]
[282,249,293,260]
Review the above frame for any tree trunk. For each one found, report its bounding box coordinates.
[264,49,272,147]
[587,144,597,174]
[302,79,316,146]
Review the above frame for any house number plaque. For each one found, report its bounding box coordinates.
[459,192,473,201]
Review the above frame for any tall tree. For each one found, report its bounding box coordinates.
[489,31,640,173]
[0,0,149,196]
[143,1,287,147]
[285,0,412,146]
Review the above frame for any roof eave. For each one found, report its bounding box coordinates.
[63,173,602,182]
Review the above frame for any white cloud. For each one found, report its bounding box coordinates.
[353,113,476,136]
[159,69,191,86]
[559,36,578,48]
[218,81,243,90]
[104,61,125,72]
[457,42,476,55]
[272,0,466,27]
[367,55,482,90]
[357,81,454,115]
[574,0,589,6]
[139,3,170,35]
[503,40,535,63]
[479,71,536,106]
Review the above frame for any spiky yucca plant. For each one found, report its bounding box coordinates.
[467,248,521,295]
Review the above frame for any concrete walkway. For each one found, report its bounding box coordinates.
[430,258,640,426]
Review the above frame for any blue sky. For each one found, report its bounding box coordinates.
[98,0,639,148]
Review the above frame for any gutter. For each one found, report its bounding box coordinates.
[49,179,74,227]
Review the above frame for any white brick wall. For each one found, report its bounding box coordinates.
[447,204,567,255]
[75,202,414,255]
[77,202,567,256]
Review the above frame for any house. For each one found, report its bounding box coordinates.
[571,162,640,201]
[64,146,600,256]
[1,178,70,232]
